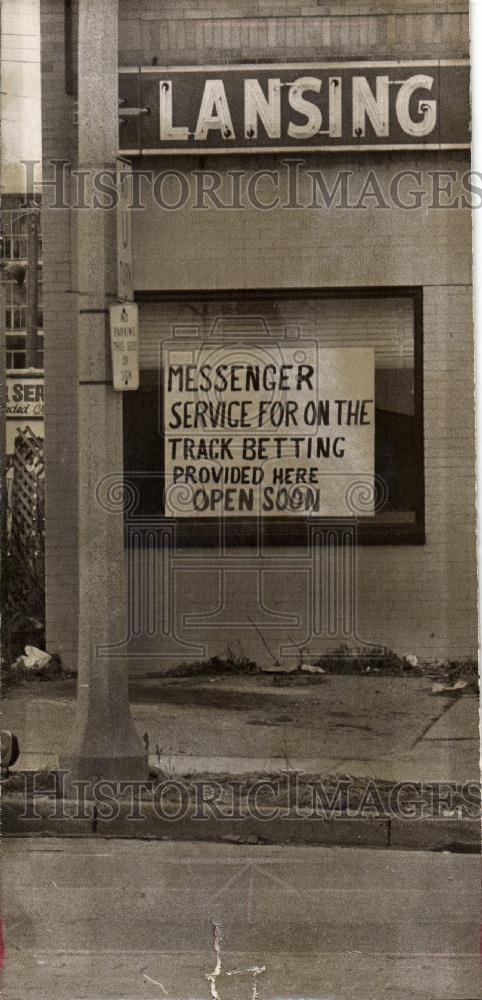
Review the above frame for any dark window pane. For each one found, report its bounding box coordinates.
[124,292,422,541]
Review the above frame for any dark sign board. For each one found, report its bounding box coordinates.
[119,60,470,155]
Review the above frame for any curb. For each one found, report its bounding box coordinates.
[389,817,481,852]
[2,797,480,852]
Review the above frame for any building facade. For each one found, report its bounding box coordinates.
[41,0,476,674]
[1,196,44,458]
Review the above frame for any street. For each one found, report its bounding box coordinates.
[2,838,480,1000]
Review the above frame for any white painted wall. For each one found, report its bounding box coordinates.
[1,0,41,194]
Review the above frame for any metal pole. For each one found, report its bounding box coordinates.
[26,209,39,369]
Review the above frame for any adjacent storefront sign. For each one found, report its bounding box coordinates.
[163,343,374,518]
[119,60,469,155]
[109,302,139,390]
[6,373,44,419]
[6,372,44,457]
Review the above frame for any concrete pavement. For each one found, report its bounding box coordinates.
[2,837,480,1000]
[4,673,479,782]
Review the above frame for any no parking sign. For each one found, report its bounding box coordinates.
[109,302,139,391]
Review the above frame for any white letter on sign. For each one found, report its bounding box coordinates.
[329,77,342,138]
[244,78,281,138]
[396,74,437,136]
[159,81,189,141]
[288,77,322,139]
[352,75,389,137]
[195,80,235,140]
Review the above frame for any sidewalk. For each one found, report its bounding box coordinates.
[3,671,479,783]
[3,671,479,849]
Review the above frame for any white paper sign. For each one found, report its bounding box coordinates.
[163,343,375,518]
[109,302,139,391]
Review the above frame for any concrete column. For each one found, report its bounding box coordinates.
[40,0,79,676]
[62,0,147,783]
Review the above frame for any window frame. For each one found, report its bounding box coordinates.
[126,286,425,546]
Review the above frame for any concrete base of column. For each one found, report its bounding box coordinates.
[60,665,148,786]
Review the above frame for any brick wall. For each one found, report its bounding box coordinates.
[118,0,469,64]
[41,0,476,668]
[120,0,476,664]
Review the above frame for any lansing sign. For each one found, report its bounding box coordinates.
[119,60,469,155]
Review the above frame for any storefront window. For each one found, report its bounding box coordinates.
[124,289,423,545]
